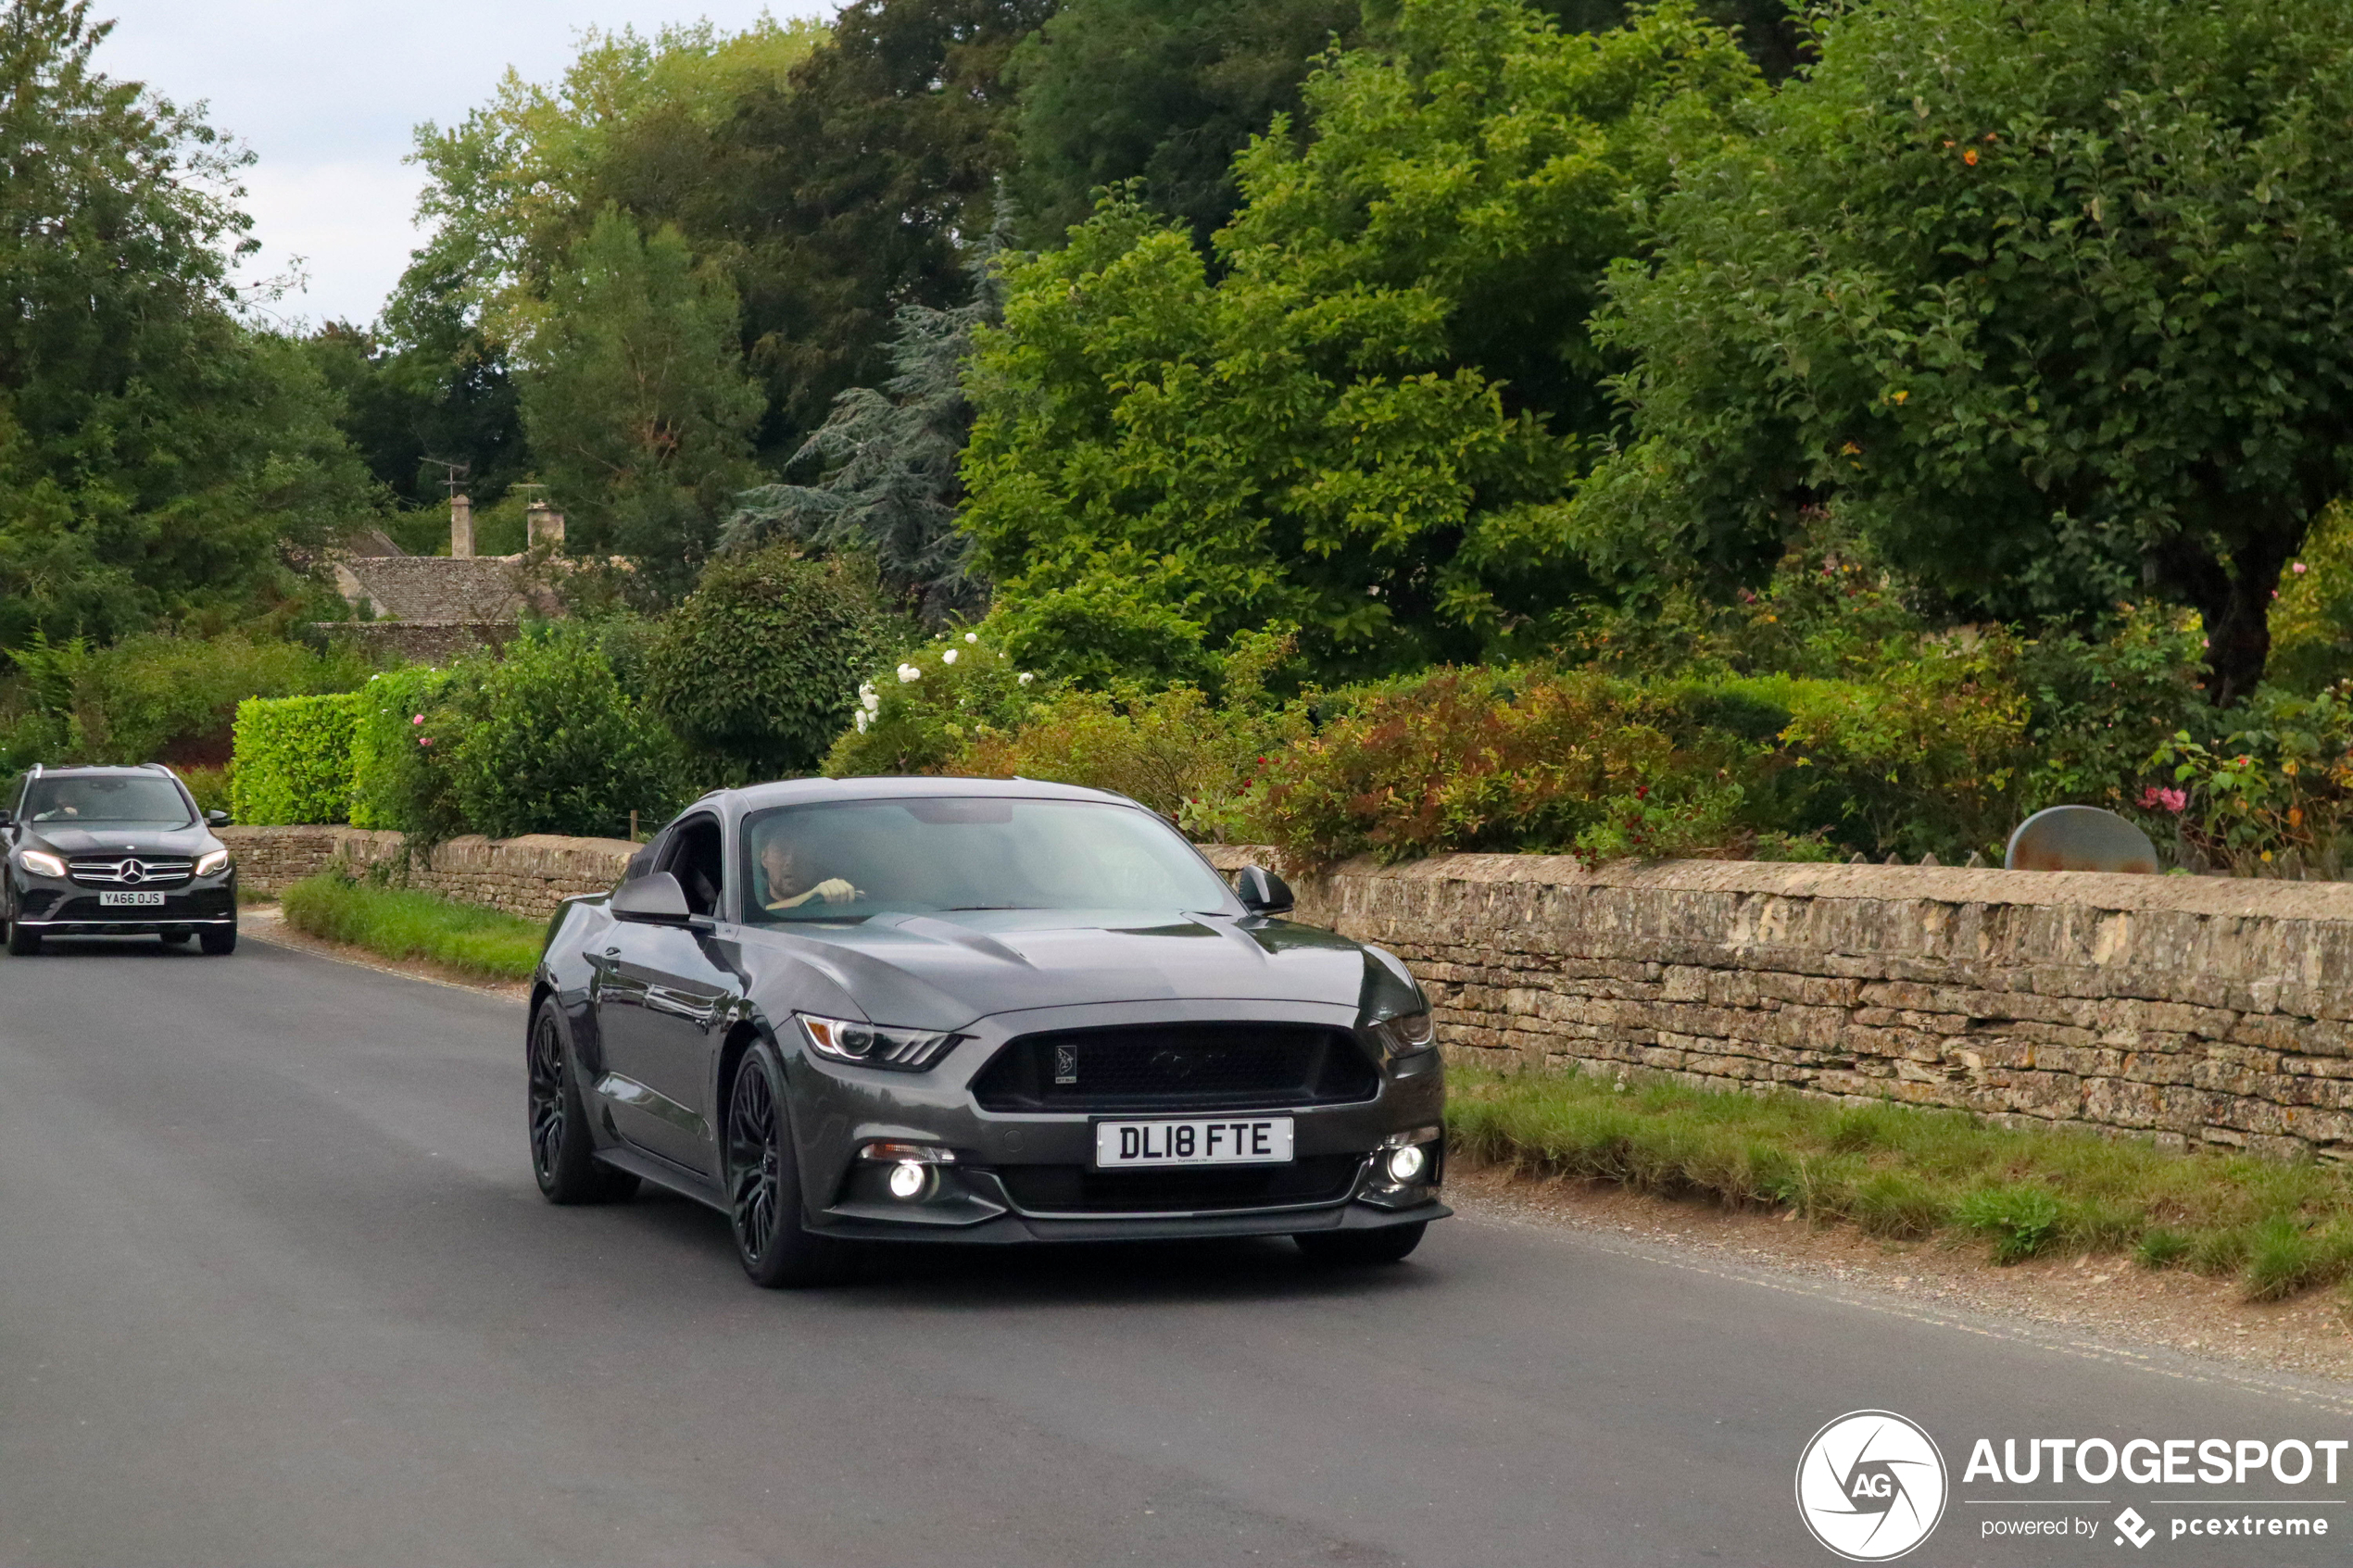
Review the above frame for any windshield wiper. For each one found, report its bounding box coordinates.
[944,905,1037,911]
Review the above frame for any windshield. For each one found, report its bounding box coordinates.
[740,797,1232,922]
[21,774,194,829]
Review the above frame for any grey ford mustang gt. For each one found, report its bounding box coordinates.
[529,776,1448,1286]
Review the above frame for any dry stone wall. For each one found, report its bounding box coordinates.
[1203,848,2353,1162]
[220,825,635,920]
[226,822,2353,1160]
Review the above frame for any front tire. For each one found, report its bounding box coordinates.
[7,922,40,956]
[527,1000,637,1205]
[1295,1222,1428,1266]
[724,1039,846,1288]
[198,926,236,955]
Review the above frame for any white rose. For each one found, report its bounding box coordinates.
[862,690,881,713]
[853,709,870,734]
[897,663,922,683]
[941,648,959,665]
[1018,671,1035,685]
[857,681,876,705]
[964,632,979,644]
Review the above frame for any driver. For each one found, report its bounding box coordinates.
[756,829,862,911]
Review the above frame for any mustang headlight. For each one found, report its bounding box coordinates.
[195,848,232,877]
[1367,1009,1437,1059]
[18,848,65,878]
[798,1013,960,1072]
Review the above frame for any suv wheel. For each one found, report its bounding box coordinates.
[724,1039,847,1288]
[527,1000,637,1204]
[7,922,39,957]
[198,927,236,956]
[1294,1222,1428,1266]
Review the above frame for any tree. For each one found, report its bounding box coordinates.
[518,207,763,596]
[0,1,380,647]
[1004,0,1803,256]
[694,0,1053,449]
[723,217,1012,624]
[1009,0,1362,249]
[960,0,1760,684]
[1587,0,2353,704]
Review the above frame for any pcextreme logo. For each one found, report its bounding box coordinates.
[1796,1410,1951,1562]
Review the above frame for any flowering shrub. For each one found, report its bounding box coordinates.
[2158,685,2353,874]
[822,629,1038,777]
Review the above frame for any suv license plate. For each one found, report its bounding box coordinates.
[1094,1117,1293,1169]
[99,891,164,907]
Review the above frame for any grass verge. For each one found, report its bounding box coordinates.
[1448,1064,2353,1306]
[276,871,543,983]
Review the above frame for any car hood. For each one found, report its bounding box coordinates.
[735,908,1388,1031]
[22,824,214,856]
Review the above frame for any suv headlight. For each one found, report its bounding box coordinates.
[19,848,65,878]
[195,848,231,876]
[798,1013,960,1072]
[1367,1009,1437,1059]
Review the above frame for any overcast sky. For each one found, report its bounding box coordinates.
[89,1,833,331]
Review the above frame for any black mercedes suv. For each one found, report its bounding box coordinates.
[1,764,238,955]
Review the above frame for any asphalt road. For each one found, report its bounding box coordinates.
[4,935,2351,1568]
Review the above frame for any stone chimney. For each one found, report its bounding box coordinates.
[449,493,474,558]
[526,499,565,551]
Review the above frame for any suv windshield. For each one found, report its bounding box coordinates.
[740,797,1231,922]
[22,774,194,829]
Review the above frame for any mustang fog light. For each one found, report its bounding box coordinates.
[887,1161,929,1200]
[1386,1145,1428,1184]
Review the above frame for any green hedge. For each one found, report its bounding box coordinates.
[230,694,359,824]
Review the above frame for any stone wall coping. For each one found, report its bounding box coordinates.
[1200,845,2353,922]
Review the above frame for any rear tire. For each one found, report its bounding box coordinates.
[7,922,40,956]
[527,1000,637,1205]
[198,927,236,956]
[1295,1222,1428,1266]
[725,1039,847,1288]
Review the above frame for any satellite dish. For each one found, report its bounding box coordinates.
[2003,805,2158,874]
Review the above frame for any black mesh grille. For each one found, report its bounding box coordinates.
[971,1022,1380,1113]
[995,1154,1362,1214]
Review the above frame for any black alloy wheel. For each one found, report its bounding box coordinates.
[724,1040,845,1288]
[1294,1222,1428,1266]
[198,927,236,956]
[527,999,637,1205]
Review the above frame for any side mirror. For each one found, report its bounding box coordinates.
[0,808,13,829]
[205,809,229,826]
[1235,864,1294,916]
[611,871,693,925]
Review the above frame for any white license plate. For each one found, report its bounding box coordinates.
[98,891,164,907]
[1094,1117,1294,1169]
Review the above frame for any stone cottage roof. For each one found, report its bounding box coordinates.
[333,557,530,622]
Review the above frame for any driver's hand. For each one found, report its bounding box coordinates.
[812,877,861,904]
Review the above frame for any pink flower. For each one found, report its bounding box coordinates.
[418,736,433,747]
[2294,561,2309,573]
[411,714,424,725]
[2139,785,2187,815]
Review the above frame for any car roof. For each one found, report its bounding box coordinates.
[706,775,1140,818]
[21,764,179,779]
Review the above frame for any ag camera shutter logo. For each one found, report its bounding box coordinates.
[1795,1410,1949,1561]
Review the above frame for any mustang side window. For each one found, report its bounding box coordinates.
[658,817,726,918]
